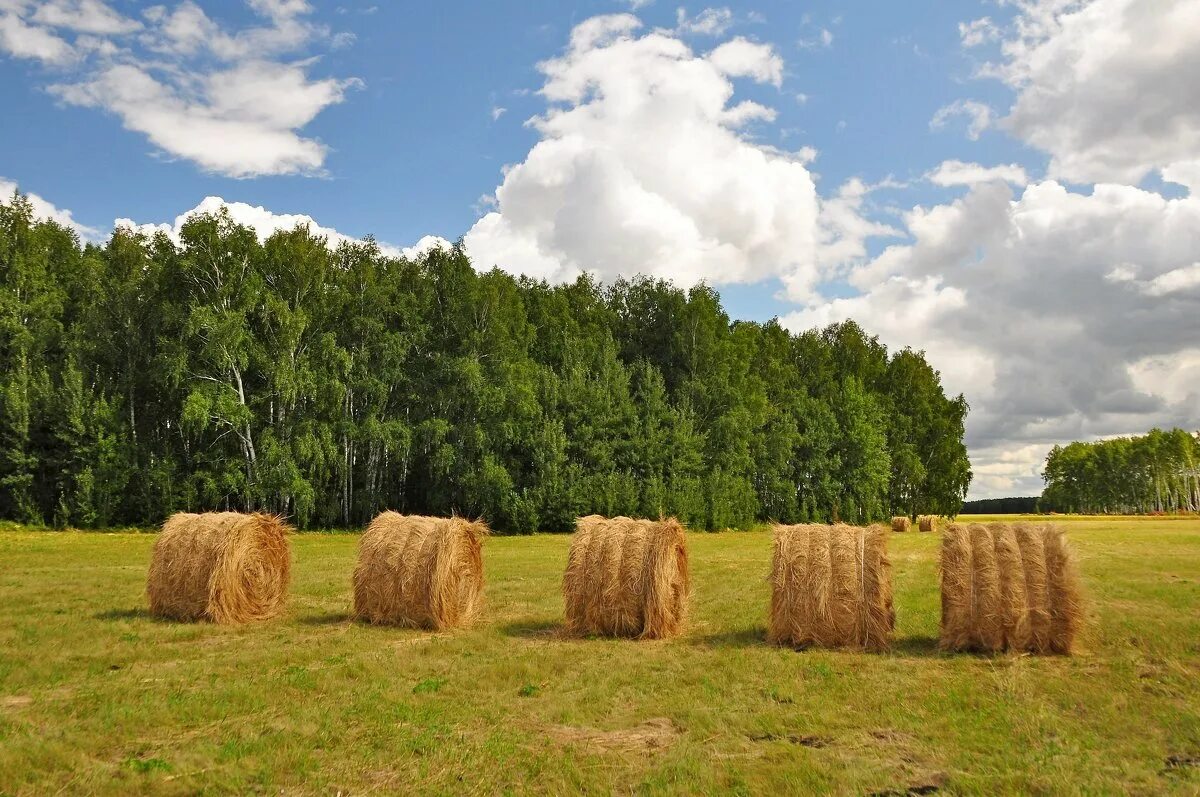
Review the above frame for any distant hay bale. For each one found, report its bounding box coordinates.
[891,516,911,533]
[768,523,894,651]
[918,515,937,533]
[562,515,690,639]
[147,512,291,624]
[353,512,488,630]
[939,522,1082,654]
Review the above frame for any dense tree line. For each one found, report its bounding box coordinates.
[960,497,1039,514]
[0,192,971,531]
[1041,429,1200,514]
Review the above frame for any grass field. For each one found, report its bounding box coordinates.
[1,516,1198,795]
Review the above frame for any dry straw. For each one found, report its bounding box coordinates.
[768,523,894,651]
[918,515,937,533]
[891,516,911,533]
[353,512,488,630]
[939,522,1082,654]
[562,515,690,639]
[147,512,292,624]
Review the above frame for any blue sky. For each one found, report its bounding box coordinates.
[1,0,1034,257]
[1,0,1198,499]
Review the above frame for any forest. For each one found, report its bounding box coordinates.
[0,192,972,531]
[1040,428,1200,515]
[960,496,1039,514]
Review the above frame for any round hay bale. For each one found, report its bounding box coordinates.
[891,516,911,533]
[1014,522,1051,652]
[939,522,1081,654]
[1044,526,1082,654]
[992,523,1030,650]
[968,523,1004,651]
[860,524,895,650]
[147,512,291,624]
[563,516,689,639]
[767,523,809,647]
[768,523,893,651]
[804,523,834,647]
[918,515,936,533]
[353,512,488,630]
[938,523,974,652]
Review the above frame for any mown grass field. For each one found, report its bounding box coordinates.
[1,516,1198,795]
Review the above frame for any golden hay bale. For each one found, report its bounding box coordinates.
[891,516,911,533]
[1044,526,1083,654]
[768,523,893,651]
[918,515,937,533]
[938,523,974,651]
[939,522,1082,654]
[562,515,690,639]
[353,512,488,630]
[147,512,291,624]
[968,523,1004,651]
[1014,523,1051,652]
[993,524,1030,650]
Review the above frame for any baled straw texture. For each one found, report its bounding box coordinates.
[918,516,937,533]
[939,522,1082,654]
[891,516,911,533]
[147,512,291,624]
[353,512,488,630]
[768,523,894,651]
[562,515,690,639]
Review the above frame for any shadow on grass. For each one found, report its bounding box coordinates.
[499,619,565,639]
[691,627,767,647]
[891,635,942,656]
[298,612,354,626]
[94,607,154,621]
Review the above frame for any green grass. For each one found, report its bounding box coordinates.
[1,516,1198,795]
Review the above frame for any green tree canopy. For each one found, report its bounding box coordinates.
[0,193,974,531]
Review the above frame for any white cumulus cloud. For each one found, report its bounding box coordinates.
[0,177,100,239]
[4,0,359,178]
[784,179,1200,498]
[983,0,1200,183]
[930,99,994,141]
[926,160,1028,187]
[116,196,448,260]
[0,10,75,63]
[674,7,732,37]
[464,16,822,295]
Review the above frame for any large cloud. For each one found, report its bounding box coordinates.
[979,0,1200,183]
[783,179,1200,497]
[2,0,358,178]
[463,15,824,298]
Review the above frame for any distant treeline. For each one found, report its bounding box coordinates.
[1041,429,1200,514]
[960,497,1040,514]
[0,193,971,531]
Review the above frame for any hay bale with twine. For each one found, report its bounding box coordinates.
[147,512,291,624]
[768,523,894,651]
[353,512,488,630]
[891,516,911,533]
[918,515,937,533]
[562,515,690,639]
[939,522,1082,654]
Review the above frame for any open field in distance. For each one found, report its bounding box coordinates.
[1,516,1198,794]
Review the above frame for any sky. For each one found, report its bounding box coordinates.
[1,0,1198,500]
